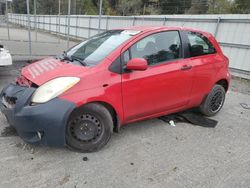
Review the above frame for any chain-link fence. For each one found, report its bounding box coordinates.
[0,0,79,61]
[0,0,250,75]
[5,13,250,74]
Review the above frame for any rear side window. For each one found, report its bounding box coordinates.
[129,31,182,66]
[187,32,216,57]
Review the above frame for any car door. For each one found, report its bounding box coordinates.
[182,31,219,105]
[121,30,194,122]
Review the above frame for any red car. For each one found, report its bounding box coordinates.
[0,26,230,152]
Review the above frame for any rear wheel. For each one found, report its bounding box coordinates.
[200,84,226,116]
[66,103,113,152]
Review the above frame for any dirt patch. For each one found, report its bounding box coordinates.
[230,77,250,95]
[1,126,18,137]
[59,175,70,186]
[15,142,36,154]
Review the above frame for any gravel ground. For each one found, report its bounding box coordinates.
[0,61,249,188]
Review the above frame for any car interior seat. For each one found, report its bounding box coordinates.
[190,44,204,57]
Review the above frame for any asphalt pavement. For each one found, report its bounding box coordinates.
[0,61,249,188]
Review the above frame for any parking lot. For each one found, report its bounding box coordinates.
[0,61,249,188]
[0,18,77,61]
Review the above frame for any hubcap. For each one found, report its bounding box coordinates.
[210,91,224,113]
[69,114,102,142]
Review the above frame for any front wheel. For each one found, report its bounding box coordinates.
[66,103,113,152]
[200,84,226,117]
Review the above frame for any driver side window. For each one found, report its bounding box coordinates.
[124,31,181,66]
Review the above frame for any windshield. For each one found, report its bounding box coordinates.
[65,30,133,66]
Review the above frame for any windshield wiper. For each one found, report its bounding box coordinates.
[61,51,71,61]
[60,52,87,66]
[71,56,87,66]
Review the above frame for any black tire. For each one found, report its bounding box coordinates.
[66,103,113,152]
[199,84,226,117]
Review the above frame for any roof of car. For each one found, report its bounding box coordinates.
[122,25,178,30]
[116,25,210,36]
[117,25,178,32]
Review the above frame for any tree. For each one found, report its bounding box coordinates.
[37,0,58,14]
[117,0,143,16]
[208,0,233,14]
[160,0,192,14]
[188,0,209,14]
[81,0,97,15]
[12,0,33,14]
[232,0,250,14]
[10,0,239,15]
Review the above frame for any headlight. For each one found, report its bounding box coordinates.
[31,77,80,104]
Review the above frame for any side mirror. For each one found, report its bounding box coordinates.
[126,58,148,71]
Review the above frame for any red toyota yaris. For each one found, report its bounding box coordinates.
[0,26,230,152]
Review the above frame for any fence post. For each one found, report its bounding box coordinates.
[37,16,41,29]
[106,16,109,30]
[49,15,51,32]
[5,0,10,40]
[58,0,61,43]
[75,15,78,39]
[65,16,67,35]
[163,17,167,25]
[43,15,45,30]
[34,0,37,41]
[132,16,136,26]
[214,17,221,38]
[26,0,32,55]
[56,15,60,42]
[88,16,91,38]
[67,0,71,49]
[98,0,103,33]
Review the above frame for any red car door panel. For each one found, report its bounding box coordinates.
[122,59,194,122]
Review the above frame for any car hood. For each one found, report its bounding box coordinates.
[21,57,88,86]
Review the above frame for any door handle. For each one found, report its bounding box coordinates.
[181,65,192,71]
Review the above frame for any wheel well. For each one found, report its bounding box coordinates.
[74,102,120,133]
[216,79,229,91]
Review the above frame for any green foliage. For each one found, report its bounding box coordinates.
[188,0,209,14]
[232,0,250,14]
[160,0,192,14]
[81,0,97,15]
[117,0,143,16]
[12,0,33,14]
[207,0,233,14]
[9,0,250,15]
[37,0,58,14]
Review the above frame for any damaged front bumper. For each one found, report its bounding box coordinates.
[0,84,76,146]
